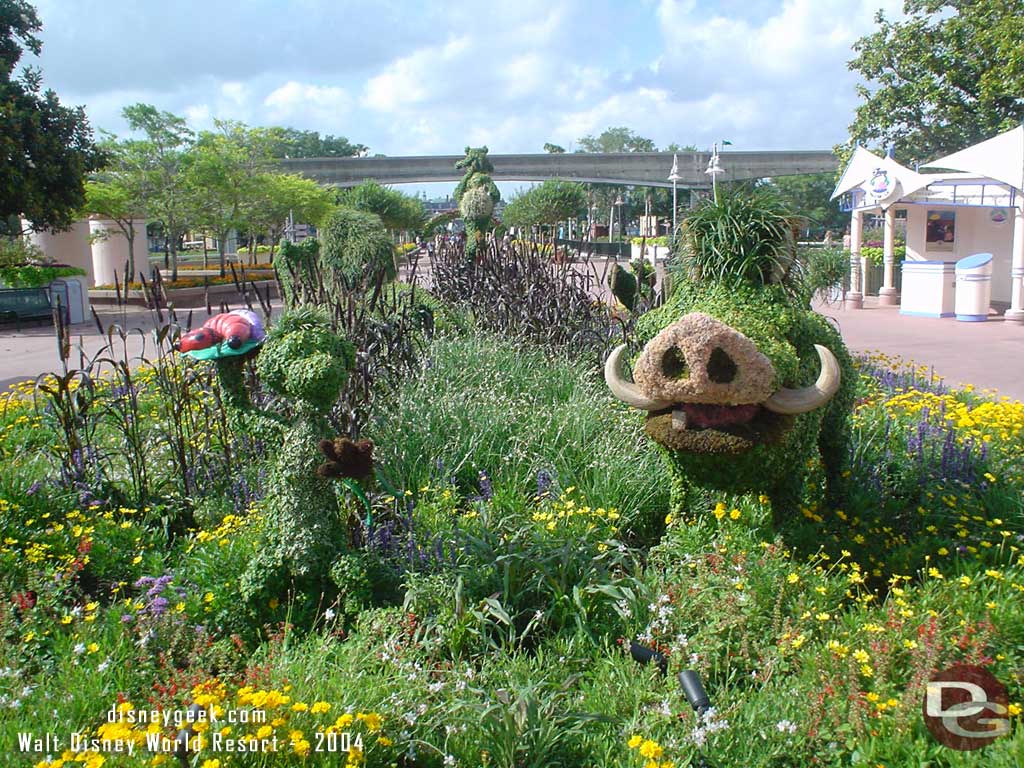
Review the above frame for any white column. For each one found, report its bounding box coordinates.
[1005,202,1024,324]
[90,218,148,287]
[878,206,898,305]
[21,218,95,286]
[845,210,863,310]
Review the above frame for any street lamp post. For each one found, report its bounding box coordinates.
[668,153,681,239]
[614,194,624,245]
[705,142,724,201]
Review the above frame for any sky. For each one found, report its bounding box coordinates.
[28,0,904,196]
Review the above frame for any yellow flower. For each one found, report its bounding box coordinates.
[786,573,800,584]
[335,713,354,729]
[201,761,221,768]
[310,701,331,714]
[729,508,740,520]
[639,740,663,760]
[1008,703,1021,717]
[628,734,644,749]
[356,712,382,732]
[377,736,393,746]
[853,649,870,664]
[713,503,726,520]
[268,598,279,610]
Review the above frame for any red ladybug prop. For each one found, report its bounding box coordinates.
[174,310,266,353]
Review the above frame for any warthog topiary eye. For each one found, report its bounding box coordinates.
[661,347,689,379]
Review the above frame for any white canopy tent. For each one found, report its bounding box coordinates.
[921,125,1024,193]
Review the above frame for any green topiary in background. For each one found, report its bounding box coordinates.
[453,146,501,259]
[318,206,397,294]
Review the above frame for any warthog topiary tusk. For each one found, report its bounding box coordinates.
[604,344,673,411]
[763,344,841,415]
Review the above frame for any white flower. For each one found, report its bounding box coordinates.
[324,608,336,621]
[98,660,110,672]
[443,755,456,767]
[775,719,797,734]
[73,643,86,655]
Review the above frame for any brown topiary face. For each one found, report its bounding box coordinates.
[606,311,840,455]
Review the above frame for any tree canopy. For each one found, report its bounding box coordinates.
[762,173,847,239]
[847,0,1024,163]
[267,128,367,159]
[335,180,425,234]
[502,180,586,231]
[576,127,657,154]
[0,0,103,233]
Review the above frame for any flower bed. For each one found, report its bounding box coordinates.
[1,334,1021,768]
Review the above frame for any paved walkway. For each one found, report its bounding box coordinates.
[813,296,1024,400]
[2,294,1021,401]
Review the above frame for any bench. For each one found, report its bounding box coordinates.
[0,287,53,330]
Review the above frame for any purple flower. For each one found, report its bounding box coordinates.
[536,468,555,498]
[477,471,493,502]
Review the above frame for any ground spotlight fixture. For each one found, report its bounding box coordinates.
[677,669,711,716]
[629,641,668,676]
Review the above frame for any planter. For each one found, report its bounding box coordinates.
[90,279,279,309]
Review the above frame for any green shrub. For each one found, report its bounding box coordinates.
[861,244,906,265]
[802,246,848,300]
[318,206,397,291]
[0,264,86,288]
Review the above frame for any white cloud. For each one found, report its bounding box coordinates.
[263,81,352,124]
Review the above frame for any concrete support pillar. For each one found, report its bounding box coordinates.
[21,219,95,286]
[1005,202,1024,324]
[845,210,863,310]
[878,206,899,305]
[90,218,148,287]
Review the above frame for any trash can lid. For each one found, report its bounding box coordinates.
[956,252,993,271]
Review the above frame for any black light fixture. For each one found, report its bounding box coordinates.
[628,640,668,676]
[678,670,716,768]
[677,669,711,716]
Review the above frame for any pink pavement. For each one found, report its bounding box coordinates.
[814,296,1024,400]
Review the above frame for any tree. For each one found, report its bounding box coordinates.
[576,127,656,154]
[241,173,334,261]
[0,0,103,234]
[575,128,658,238]
[121,104,195,282]
[847,0,1024,164]
[187,120,278,277]
[335,180,425,237]
[84,180,144,278]
[543,143,566,154]
[762,173,848,239]
[266,128,368,158]
[502,180,586,235]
